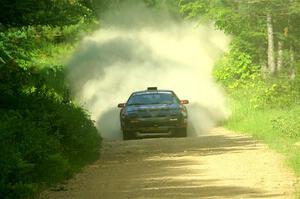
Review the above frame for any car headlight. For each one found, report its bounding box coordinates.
[169,118,178,121]
[129,119,139,123]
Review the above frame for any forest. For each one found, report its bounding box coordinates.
[179,0,300,179]
[0,0,299,198]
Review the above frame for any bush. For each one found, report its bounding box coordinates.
[0,59,101,198]
[214,48,260,89]
[0,17,102,198]
[214,46,300,109]
[0,21,96,68]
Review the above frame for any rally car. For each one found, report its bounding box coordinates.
[118,87,189,140]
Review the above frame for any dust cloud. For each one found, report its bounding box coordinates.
[67,3,231,140]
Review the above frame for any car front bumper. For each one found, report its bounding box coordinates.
[122,116,187,137]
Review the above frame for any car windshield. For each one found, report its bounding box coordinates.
[127,92,177,105]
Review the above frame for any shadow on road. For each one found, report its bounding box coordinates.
[41,132,291,199]
[93,134,283,198]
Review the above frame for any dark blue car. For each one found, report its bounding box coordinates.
[118,87,189,140]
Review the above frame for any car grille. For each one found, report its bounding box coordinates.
[126,117,181,128]
[136,110,171,118]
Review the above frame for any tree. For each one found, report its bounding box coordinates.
[179,0,300,78]
[267,13,276,75]
[0,0,93,26]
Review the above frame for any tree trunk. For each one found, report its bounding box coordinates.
[277,40,283,72]
[290,47,296,80]
[267,13,276,75]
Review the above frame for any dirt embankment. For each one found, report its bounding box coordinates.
[41,128,297,199]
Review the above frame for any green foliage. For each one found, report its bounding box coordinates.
[179,0,300,76]
[254,80,299,108]
[271,115,300,138]
[93,0,180,17]
[0,58,101,198]
[0,27,35,67]
[0,0,95,26]
[0,11,101,198]
[0,20,96,70]
[214,48,260,89]
[214,42,299,108]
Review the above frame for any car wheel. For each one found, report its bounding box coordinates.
[123,131,134,140]
[175,128,187,137]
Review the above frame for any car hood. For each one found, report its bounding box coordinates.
[125,104,180,117]
[126,104,179,111]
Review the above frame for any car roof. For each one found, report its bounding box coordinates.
[132,89,174,95]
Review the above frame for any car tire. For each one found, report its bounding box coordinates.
[123,131,134,140]
[175,127,187,137]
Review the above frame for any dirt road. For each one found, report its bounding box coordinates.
[41,128,297,199]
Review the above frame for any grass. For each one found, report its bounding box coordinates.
[225,89,300,196]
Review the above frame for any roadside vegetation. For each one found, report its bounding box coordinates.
[179,0,300,193]
[0,1,101,198]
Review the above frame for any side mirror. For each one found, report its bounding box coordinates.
[180,100,189,105]
[118,103,126,108]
